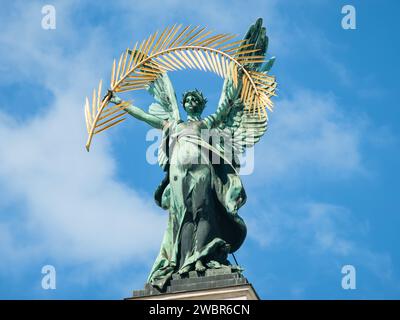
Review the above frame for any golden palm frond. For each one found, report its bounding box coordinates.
[85,24,276,151]
[241,70,277,117]
[84,79,130,150]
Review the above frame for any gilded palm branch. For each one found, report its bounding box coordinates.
[84,24,277,151]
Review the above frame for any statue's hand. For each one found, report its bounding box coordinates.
[106,90,123,105]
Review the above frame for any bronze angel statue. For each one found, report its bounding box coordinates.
[84,18,276,291]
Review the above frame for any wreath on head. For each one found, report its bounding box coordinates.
[182,89,208,110]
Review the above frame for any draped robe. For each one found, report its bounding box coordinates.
[147,120,247,290]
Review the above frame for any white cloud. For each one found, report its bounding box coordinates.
[0,103,165,264]
[0,1,165,277]
[116,0,279,30]
[247,201,393,281]
[243,86,394,285]
[248,89,366,186]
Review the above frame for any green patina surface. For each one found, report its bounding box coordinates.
[110,18,275,291]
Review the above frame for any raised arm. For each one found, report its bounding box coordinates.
[109,92,166,129]
[202,79,242,129]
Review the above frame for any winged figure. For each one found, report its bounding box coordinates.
[108,18,275,291]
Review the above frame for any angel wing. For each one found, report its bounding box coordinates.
[204,18,276,168]
[145,72,181,169]
[146,72,180,122]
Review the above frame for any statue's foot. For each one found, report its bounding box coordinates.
[195,260,206,273]
[178,265,191,275]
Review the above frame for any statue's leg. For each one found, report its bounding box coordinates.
[195,259,206,272]
[191,164,220,271]
[178,219,194,274]
[196,215,212,250]
[194,208,219,272]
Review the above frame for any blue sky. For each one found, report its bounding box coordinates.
[0,0,399,299]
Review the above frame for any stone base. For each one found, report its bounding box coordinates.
[127,267,259,300]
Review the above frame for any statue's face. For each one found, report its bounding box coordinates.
[184,94,203,115]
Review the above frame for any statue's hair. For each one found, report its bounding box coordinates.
[182,89,208,111]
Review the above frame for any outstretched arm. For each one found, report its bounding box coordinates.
[110,92,166,129]
[125,104,166,129]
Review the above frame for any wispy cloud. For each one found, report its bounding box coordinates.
[247,201,395,293]
[247,89,366,187]
[0,1,165,292]
[243,85,396,296]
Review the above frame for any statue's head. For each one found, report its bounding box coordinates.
[182,89,207,117]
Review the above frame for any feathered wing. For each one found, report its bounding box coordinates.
[145,72,180,169]
[146,72,180,122]
[210,18,276,166]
